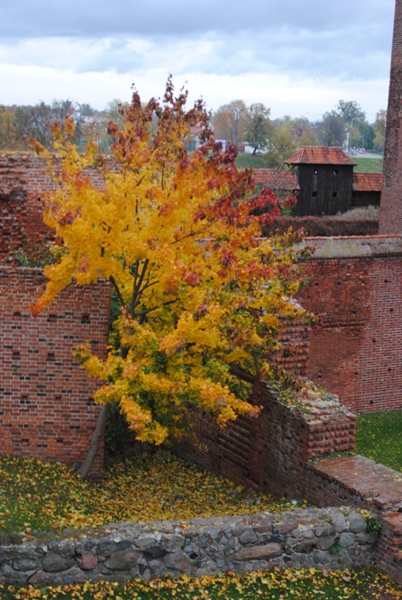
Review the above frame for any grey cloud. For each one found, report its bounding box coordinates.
[2,0,394,45]
[0,0,394,86]
[185,22,391,81]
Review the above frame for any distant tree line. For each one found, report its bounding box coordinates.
[212,99,386,167]
[0,97,386,162]
[0,99,127,152]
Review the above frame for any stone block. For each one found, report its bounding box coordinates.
[234,543,282,561]
[105,550,141,570]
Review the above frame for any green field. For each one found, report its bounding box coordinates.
[235,154,383,173]
[235,153,267,168]
[352,157,383,172]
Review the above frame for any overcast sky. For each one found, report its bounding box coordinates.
[0,0,395,121]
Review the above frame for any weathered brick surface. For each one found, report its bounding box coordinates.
[274,316,310,378]
[0,154,51,260]
[263,216,379,237]
[377,513,402,585]
[0,153,104,263]
[307,454,402,586]
[0,268,110,478]
[298,236,402,413]
[380,0,402,234]
[177,380,356,501]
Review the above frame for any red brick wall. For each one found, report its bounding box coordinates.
[0,153,106,263]
[0,154,51,260]
[273,316,310,378]
[380,0,402,234]
[177,380,356,500]
[263,216,379,237]
[0,268,110,478]
[298,236,402,413]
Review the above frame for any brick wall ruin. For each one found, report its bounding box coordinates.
[177,379,356,500]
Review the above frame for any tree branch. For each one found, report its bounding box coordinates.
[109,275,126,310]
[134,298,178,323]
[129,258,149,316]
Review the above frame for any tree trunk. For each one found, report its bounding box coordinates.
[76,403,110,479]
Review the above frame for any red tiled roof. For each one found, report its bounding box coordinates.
[353,172,383,192]
[285,147,357,166]
[252,168,299,189]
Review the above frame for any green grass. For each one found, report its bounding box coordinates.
[0,447,309,538]
[352,157,383,172]
[356,410,402,472]
[2,567,402,599]
[235,154,267,168]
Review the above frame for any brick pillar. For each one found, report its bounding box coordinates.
[380,0,402,234]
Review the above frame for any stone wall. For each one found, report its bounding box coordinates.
[0,508,378,585]
[0,267,110,479]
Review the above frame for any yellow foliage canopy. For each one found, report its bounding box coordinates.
[32,78,304,445]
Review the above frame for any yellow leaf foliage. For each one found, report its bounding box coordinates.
[32,78,306,444]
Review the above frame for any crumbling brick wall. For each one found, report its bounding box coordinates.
[0,154,50,261]
[177,379,356,500]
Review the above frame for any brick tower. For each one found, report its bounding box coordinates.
[380,0,402,233]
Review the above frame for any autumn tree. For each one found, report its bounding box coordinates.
[373,109,386,153]
[0,106,18,149]
[32,80,304,478]
[264,121,297,168]
[13,100,88,149]
[289,117,318,148]
[317,111,346,147]
[212,100,249,146]
[245,103,272,154]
